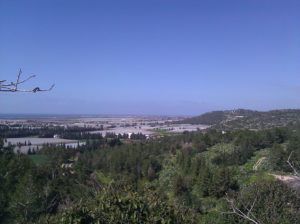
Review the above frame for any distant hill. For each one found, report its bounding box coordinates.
[179,109,300,130]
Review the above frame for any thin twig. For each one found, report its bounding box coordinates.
[287,151,300,177]
[224,194,260,224]
[0,69,54,93]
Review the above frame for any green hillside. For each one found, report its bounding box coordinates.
[180,109,300,130]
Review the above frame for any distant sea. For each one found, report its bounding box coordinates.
[0,114,100,120]
[0,114,182,120]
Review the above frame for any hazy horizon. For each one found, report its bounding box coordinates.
[1,0,299,115]
[1,107,300,118]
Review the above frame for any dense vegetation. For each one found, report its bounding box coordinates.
[1,124,300,223]
[0,125,103,139]
[179,109,300,130]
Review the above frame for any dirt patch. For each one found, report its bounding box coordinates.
[271,174,300,193]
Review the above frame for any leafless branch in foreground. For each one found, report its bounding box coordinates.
[223,151,300,224]
[223,193,261,224]
[287,151,300,177]
[0,69,54,93]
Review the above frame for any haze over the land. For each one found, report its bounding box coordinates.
[1,0,300,115]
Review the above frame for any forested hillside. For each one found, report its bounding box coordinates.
[179,109,300,130]
[1,123,300,223]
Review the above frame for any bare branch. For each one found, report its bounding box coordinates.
[0,69,54,93]
[247,196,257,216]
[224,193,261,224]
[15,68,22,90]
[287,151,300,177]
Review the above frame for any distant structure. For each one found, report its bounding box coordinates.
[128,132,132,139]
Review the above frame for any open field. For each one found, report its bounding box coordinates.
[90,123,208,136]
[1,115,210,153]
[5,137,79,153]
[6,137,76,145]
[0,115,209,136]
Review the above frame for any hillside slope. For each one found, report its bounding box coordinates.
[180,109,300,130]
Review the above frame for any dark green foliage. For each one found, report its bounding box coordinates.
[0,150,39,223]
[179,110,227,125]
[212,144,255,166]
[49,186,197,224]
[287,134,300,171]
[194,164,238,198]
[210,167,239,198]
[0,139,3,149]
[76,141,168,188]
[269,144,290,172]
[196,163,213,197]
[1,125,300,223]
[173,175,190,197]
[211,128,291,167]
[0,125,103,138]
[226,180,300,224]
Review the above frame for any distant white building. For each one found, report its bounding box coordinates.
[128,132,132,139]
[53,134,60,139]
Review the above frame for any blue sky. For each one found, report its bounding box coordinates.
[0,0,299,115]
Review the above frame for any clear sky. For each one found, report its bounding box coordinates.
[0,0,299,115]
